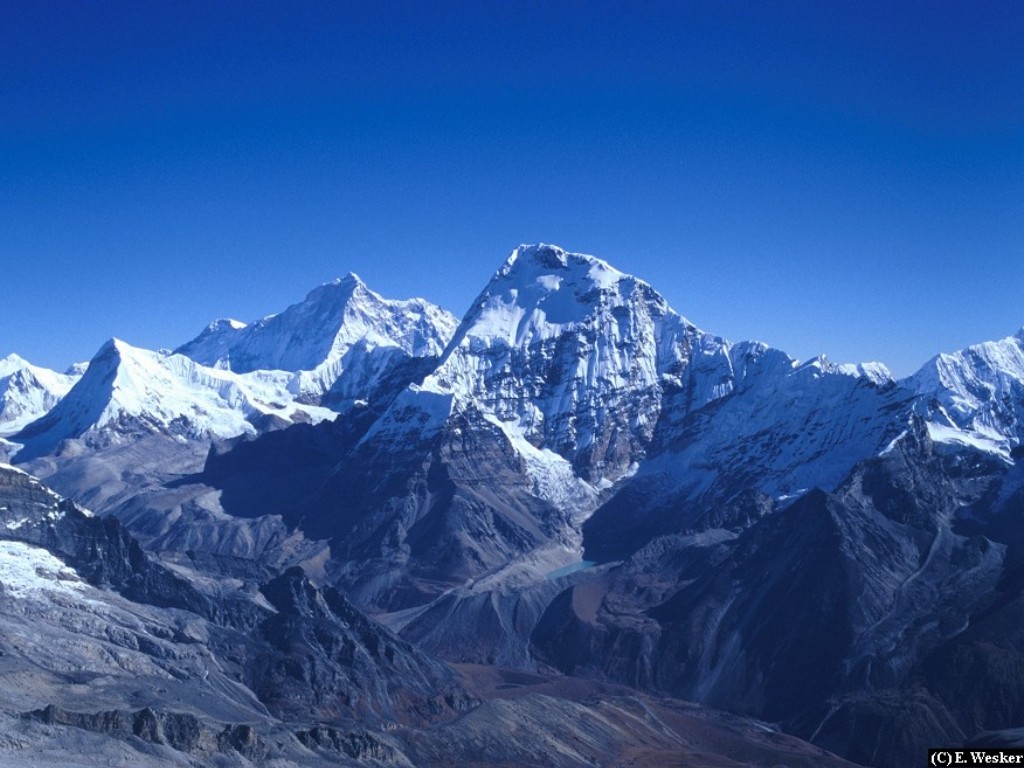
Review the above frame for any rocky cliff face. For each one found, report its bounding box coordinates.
[910,328,1024,455]
[582,347,911,560]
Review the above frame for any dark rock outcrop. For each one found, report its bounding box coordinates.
[25,705,205,753]
[243,567,470,725]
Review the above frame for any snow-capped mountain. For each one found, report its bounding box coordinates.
[176,273,458,406]
[4,243,1024,768]
[298,244,718,606]
[0,354,83,437]
[361,242,735,530]
[909,328,1024,457]
[285,247,910,613]
[365,245,909,562]
[412,244,708,483]
[13,338,335,459]
[12,246,1020,571]
[583,344,910,559]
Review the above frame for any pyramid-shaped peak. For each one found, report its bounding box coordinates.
[341,271,364,285]
[436,243,695,371]
[96,337,160,359]
[313,272,367,292]
[85,338,153,380]
[176,271,458,383]
[96,337,127,358]
[302,273,367,303]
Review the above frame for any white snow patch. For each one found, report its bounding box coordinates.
[879,430,909,456]
[836,361,894,385]
[482,413,599,519]
[776,489,809,503]
[536,274,562,291]
[926,422,1011,459]
[0,540,88,598]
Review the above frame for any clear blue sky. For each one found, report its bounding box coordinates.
[2,1,1021,376]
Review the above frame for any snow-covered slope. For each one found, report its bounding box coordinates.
[379,244,720,485]
[176,273,458,405]
[12,339,334,458]
[682,349,902,500]
[908,328,1024,457]
[0,355,83,437]
[368,244,906,514]
[582,342,909,559]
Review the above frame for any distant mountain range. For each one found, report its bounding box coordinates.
[2,244,1023,767]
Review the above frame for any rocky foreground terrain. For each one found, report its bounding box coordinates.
[0,463,859,767]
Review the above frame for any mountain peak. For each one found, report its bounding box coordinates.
[292,274,372,315]
[403,244,707,485]
[451,245,670,357]
[99,337,129,355]
[503,243,570,271]
[341,271,364,285]
[316,270,370,293]
[94,338,150,371]
[499,244,626,287]
[0,355,83,437]
[0,353,31,378]
[175,273,459,404]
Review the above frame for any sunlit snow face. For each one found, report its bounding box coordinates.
[0,540,88,599]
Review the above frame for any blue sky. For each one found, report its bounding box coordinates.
[2,1,1021,376]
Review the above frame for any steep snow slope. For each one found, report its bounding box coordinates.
[13,339,334,459]
[0,355,82,437]
[176,273,458,405]
[583,345,910,559]
[373,244,722,487]
[909,328,1024,457]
